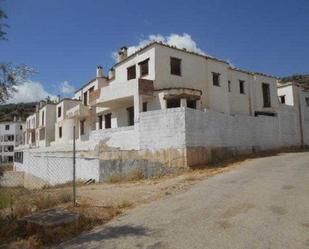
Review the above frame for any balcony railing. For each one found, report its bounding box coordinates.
[96,78,154,107]
[138,79,154,95]
[66,103,90,119]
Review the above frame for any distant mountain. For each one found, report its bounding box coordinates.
[280,74,309,87]
[0,102,37,122]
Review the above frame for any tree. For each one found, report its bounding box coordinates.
[0,4,34,103]
[280,74,309,86]
[0,7,8,40]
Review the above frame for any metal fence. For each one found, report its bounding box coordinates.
[0,127,78,220]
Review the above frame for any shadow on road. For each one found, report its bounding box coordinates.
[57,224,152,248]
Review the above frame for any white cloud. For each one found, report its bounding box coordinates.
[7,81,56,104]
[112,33,206,61]
[60,80,75,95]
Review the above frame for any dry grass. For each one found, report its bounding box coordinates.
[0,193,134,248]
[44,180,85,189]
[0,164,13,172]
[107,168,145,183]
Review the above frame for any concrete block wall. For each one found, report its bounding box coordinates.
[139,107,303,151]
[139,108,186,150]
[184,108,280,150]
[139,107,304,166]
[278,105,302,147]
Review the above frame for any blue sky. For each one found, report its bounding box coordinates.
[1,0,309,102]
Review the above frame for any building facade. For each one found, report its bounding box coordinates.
[13,42,309,186]
[0,121,25,165]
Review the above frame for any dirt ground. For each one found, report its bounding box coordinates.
[76,161,243,209]
[2,160,244,249]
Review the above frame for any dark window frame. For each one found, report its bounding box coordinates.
[83,91,88,106]
[139,58,149,77]
[59,127,62,138]
[187,99,197,109]
[14,151,23,163]
[142,102,148,112]
[212,72,220,86]
[58,106,62,118]
[127,106,134,126]
[80,120,85,135]
[305,97,309,107]
[42,110,45,126]
[127,65,136,80]
[5,125,9,130]
[170,57,182,76]
[239,80,245,94]
[262,83,271,108]
[166,98,181,108]
[279,95,286,104]
[104,113,112,129]
[98,115,103,130]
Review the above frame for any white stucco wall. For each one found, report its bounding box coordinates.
[278,84,295,106]
[112,46,155,84]
[299,90,309,145]
[227,69,251,115]
[139,107,302,151]
[278,105,301,146]
[252,75,279,114]
[277,83,309,146]
[154,45,230,113]
[139,108,186,150]
[184,108,279,150]
[38,104,56,146]
[90,126,139,150]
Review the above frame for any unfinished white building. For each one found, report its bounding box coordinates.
[13,42,309,186]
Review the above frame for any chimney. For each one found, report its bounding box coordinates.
[96,65,104,78]
[108,68,115,79]
[13,115,17,122]
[57,95,61,103]
[118,46,128,62]
[35,103,39,112]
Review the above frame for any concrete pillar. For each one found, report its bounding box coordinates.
[196,100,201,110]
[180,98,187,107]
[163,99,167,109]
[139,95,143,114]
[134,95,142,123]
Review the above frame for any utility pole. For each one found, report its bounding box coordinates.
[73,125,77,206]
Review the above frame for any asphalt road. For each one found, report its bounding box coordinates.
[58,152,309,249]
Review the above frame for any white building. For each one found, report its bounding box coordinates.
[278,82,309,145]
[13,42,309,186]
[0,120,25,165]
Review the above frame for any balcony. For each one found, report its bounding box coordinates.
[38,127,46,140]
[96,78,154,109]
[66,103,91,119]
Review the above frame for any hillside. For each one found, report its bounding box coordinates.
[280,74,309,87]
[0,102,37,122]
